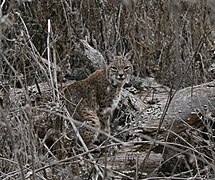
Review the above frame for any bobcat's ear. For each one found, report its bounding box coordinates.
[125,50,134,63]
[105,51,114,64]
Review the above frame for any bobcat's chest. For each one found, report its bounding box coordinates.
[99,86,122,116]
[111,92,121,111]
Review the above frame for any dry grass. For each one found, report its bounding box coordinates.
[0,0,215,179]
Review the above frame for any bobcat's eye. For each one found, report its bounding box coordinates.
[111,67,117,71]
[124,66,131,71]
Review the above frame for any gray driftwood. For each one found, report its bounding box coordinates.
[164,80,215,133]
[138,80,215,136]
[73,39,106,70]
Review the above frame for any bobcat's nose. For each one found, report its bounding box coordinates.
[117,74,125,80]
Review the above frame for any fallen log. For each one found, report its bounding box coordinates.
[73,39,106,70]
[164,80,215,133]
[136,80,215,136]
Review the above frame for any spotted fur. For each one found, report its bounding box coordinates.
[64,50,134,145]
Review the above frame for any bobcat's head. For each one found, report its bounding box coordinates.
[105,50,134,86]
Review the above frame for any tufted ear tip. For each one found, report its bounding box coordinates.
[125,50,134,62]
[105,51,114,64]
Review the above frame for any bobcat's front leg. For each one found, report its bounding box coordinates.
[99,106,113,133]
[99,114,111,144]
[78,108,101,145]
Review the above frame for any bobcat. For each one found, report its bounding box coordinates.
[64,50,134,146]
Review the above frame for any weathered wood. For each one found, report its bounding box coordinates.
[73,39,106,70]
[97,147,162,178]
[164,80,215,133]
[121,89,147,112]
[137,80,215,135]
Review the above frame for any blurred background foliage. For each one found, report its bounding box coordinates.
[1,0,215,88]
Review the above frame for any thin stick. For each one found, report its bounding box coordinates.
[53,41,59,100]
[47,19,55,100]
[0,0,6,8]
[0,5,3,81]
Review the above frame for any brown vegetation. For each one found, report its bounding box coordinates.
[0,0,215,179]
